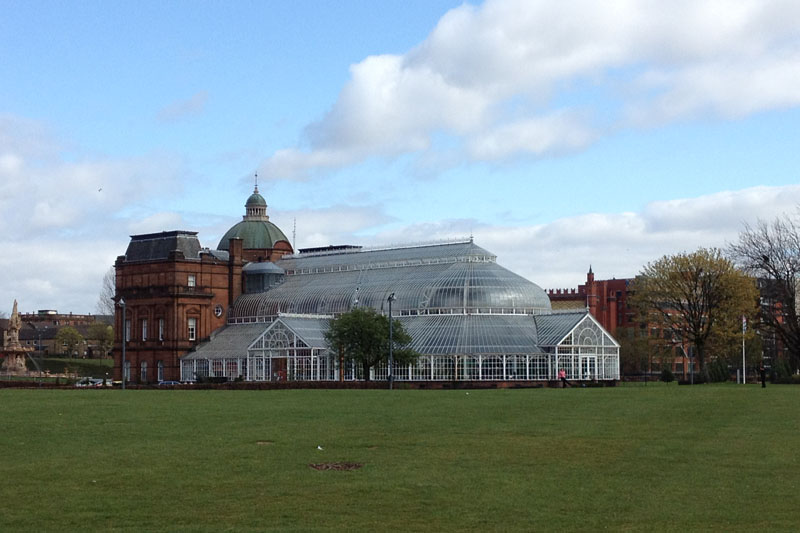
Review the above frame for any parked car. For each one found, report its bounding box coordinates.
[75,377,104,387]
[157,380,182,387]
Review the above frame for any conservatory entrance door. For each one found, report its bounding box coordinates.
[579,356,597,380]
[271,358,287,381]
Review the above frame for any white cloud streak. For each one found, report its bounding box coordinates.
[260,0,800,180]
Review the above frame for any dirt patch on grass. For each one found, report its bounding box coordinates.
[309,462,363,471]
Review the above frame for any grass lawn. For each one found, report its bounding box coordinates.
[1,385,797,532]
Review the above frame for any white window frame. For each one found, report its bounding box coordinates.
[125,319,131,342]
[188,317,197,341]
[141,361,147,382]
[158,318,164,341]
[188,274,196,287]
[142,319,148,341]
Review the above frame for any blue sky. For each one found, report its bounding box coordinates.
[2,0,800,313]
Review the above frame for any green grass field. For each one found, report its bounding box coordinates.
[1,385,797,532]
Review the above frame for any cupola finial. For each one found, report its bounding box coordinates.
[254,171,259,193]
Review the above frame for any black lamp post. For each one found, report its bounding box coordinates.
[388,292,396,390]
[119,298,126,390]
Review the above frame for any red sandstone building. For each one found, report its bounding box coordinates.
[113,186,292,382]
[547,267,634,334]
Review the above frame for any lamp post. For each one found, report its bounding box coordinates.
[388,292,396,390]
[119,298,126,390]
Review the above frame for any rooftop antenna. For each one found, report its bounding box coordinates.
[254,171,259,193]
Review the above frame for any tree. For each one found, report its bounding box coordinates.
[325,307,418,381]
[631,248,759,379]
[55,326,84,357]
[87,322,114,357]
[728,213,800,369]
[96,267,116,316]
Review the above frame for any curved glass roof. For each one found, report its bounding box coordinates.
[229,240,551,320]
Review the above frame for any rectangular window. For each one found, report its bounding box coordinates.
[158,318,164,341]
[188,318,197,341]
[142,319,148,341]
[125,319,131,342]
[141,361,147,382]
[188,275,196,287]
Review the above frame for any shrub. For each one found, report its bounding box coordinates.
[659,368,675,383]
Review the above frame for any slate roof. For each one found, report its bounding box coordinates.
[124,231,202,262]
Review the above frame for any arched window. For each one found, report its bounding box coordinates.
[140,361,148,383]
[157,361,164,382]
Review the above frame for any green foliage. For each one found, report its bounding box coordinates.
[54,326,84,357]
[659,368,675,383]
[325,307,418,380]
[707,357,730,383]
[1,387,800,531]
[87,323,114,356]
[631,248,759,377]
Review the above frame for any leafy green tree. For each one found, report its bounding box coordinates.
[325,307,418,381]
[631,248,759,379]
[55,326,84,357]
[87,323,114,357]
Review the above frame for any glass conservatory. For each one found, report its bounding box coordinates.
[181,240,620,382]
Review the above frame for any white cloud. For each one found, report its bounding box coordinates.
[260,0,800,179]
[0,115,186,313]
[310,184,800,292]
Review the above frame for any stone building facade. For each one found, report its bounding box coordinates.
[113,186,293,382]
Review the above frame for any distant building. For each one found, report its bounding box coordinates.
[547,267,634,334]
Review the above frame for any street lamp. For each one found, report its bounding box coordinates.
[119,297,126,390]
[388,292,396,390]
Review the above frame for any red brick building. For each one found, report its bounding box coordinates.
[113,186,293,382]
[547,267,634,334]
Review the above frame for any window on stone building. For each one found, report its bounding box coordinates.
[141,361,147,383]
[125,319,131,342]
[158,318,164,341]
[157,360,164,382]
[188,275,196,287]
[188,317,197,341]
[142,319,148,341]
[124,361,131,381]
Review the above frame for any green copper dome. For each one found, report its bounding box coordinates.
[246,191,267,207]
[218,183,290,251]
[217,220,289,251]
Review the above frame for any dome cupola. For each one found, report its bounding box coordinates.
[217,176,292,254]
